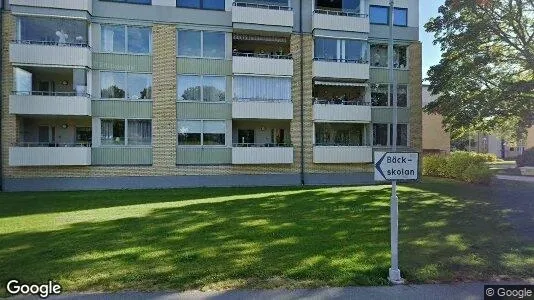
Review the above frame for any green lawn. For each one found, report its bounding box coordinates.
[0,178,532,295]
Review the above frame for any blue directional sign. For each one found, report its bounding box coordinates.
[374,152,419,181]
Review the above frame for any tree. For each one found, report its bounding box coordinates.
[425,0,534,140]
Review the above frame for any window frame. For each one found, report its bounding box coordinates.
[177,74,226,102]
[176,0,225,11]
[101,24,152,55]
[369,5,389,25]
[100,118,153,147]
[313,37,368,63]
[393,7,408,27]
[371,83,409,107]
[177,119,227,147]
[372,123,409,147]
[176,30,226,59]
[100,71,153,100]
[100,0,152,5]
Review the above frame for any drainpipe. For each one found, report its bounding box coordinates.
[299,0,304,185]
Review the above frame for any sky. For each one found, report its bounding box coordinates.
[419,0,445,82]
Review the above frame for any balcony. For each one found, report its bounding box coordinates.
[10,92,91,116]
[232,2,294,29]
[233,53,293,76]
[9,144,91,166]
[9,0,92,12]
[313,59,369,80]
[233,100,293,119]
[312,9,369,33]
[232,144,293,164]
[313,146,372,163]
[10,41,91,67]
[313,99,371,122]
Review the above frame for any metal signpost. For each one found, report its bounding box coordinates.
[373,0,418,285]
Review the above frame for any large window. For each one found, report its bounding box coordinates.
[177,120,226,146]
[177,0,224,10]
[370,44,388,67]
[18,16,88,45]
[373,123,408,146]
[101,25,152,54]
[101,0,152,4]
[101,72,152,100]
[101,119,152,146]
[314,37,368,63]
[369,5,389,25]
[315,123,367,146]
[394,8,408,26]
[177,30,225,58]
[372,84,408,107]
[177,75,226,102]
[233,76,291,101]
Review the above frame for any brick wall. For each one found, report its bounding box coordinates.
[408,42,422,152]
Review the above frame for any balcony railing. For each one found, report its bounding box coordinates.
[233,143,292,147]
[233,52,292,59]
[233,1,291,10]
[313,98,369,106]
[314,8,367,18]
[233,97,291,102]
[314,142,370,147]
[14,142,92,147]
[314,57,369,64]
[13,91,90,97]
[11,40,90,48]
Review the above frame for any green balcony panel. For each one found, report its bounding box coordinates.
[93,53,152,72]
[370,68,410,84]
[92,100,153,118]
[176,147,232,165]
[371,107,410,123]
[92,147,153,165]
[176,102,231,119]
[177,58,232,75]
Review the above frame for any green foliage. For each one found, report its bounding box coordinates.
[516,147,534,167]
[423,151,495,184]
[424,0,534,139]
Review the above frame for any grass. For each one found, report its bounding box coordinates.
[0,178,532,295]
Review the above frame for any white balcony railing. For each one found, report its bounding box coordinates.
[232,144,294,164]
[232,2,294,28]
[312,9,369,33]
[9,92,91,116]
[313,146,372,163]
[9,41,92,67]
[9,0,92,12]
[232,100,293,119]
[313,59,370,80]
[232,53,293,76]
[9,145,92,166]
[313,99,371,122]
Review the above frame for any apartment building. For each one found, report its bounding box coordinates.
[0,0,421,191]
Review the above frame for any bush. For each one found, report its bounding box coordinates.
[516,148,534,167]
[423,151,495,184]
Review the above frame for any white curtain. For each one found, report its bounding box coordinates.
[233,76,291,101]
[128,120,152,145]
[101,120,113,142]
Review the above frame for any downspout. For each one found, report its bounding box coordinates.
[299,0,304,185]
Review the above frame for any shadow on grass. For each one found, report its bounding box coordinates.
[0,179,532,294]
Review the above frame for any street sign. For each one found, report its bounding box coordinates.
[374,152,419,181]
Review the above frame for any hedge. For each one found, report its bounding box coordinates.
[423,151,495,184]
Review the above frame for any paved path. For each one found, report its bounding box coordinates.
[13,282,533,300]
[496,175,534,183]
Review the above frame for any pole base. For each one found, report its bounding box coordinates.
[388,268,405,285]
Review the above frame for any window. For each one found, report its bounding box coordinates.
[396,85,408,107]
[315,123,366,146]
[101,0,152,4]
[394,45,408,68]
[177,0,224,10]
[237,129,255,144]
[18,16,88,45]
[177,75,225,102]
[373,124,408,146]
[177,120,226,146]
[394,8,408,26]
[76,127,92,144]
[233,76,291,101]
[371,84,388,106]
[101,72,152,100]
[101,119,152,146]
[369,5,388,25]
[101,25,151,54]
[370,44,388,67]
[177,30,225,58]
[314,37,368,62]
